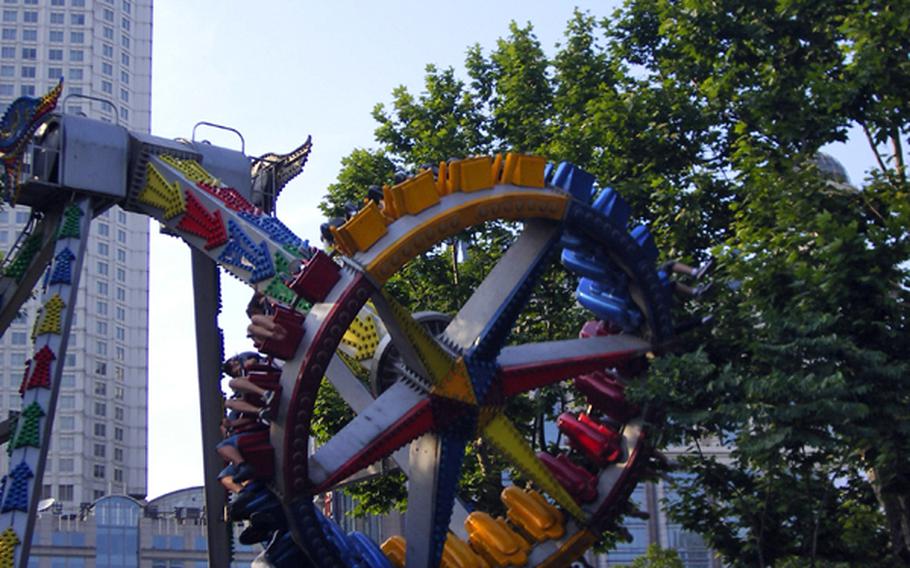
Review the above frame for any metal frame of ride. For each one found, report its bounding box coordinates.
[0,84,706,568]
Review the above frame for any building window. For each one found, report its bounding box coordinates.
[98,242,109,256]
[117,229,126,243]
[102,43,113,58]
[70,13,84,25]
[116,307,125,321]
[122,0,130,13]
[120,34,129,48]
[94,423,106,437]
[48,48,63,61]
[102,8,113,22]
[114,468,123,483]
[10,352,26,366]
[70,31,83,43]
[21,28,35,41]
[22,10,35,22]
[115,347,124,361]
[58,416,75,430]
[19,84,34,96]
[51,0,64,5]
[121,17,129,31]
[65,353,76,366]
[59,458,73,472]
[102,80,112,94]
[97,321,108,335]
[61,373,75,387]
[120,52,129,66]
[93,464,105,479]
[58,436,74,451]
[102,62,112,76]
[114,427,123,441]
[20,65,34,78]
[1,10,14,22]
[114,386,124,400]
[10,331,26,345]
[116,267,125,282]
[0,64,12,76]
[93,443,105,458]
[69,49,83,62]
[49,29,63,42]
[58,484,74,502]
[69,68,83,80]
[1,28,14,40]
[116,287,125,301]
[72,0,84,5]
[21,47,36,59]
[117,248,126,262]
[114,406,124,421]
[0,83,10,96]
[114,447,123,461]
[95,360,107,375]
[96,301,108,315]
[103,26,113,39]
[0,46,14,59]
[94,381,106,395]
[114,366,124,379]
[49,12,64,24]
[97,281,108,295]
[119,88,128,102]
[97,261,108,275]
[94,402,106,417]
[59,395,74,409]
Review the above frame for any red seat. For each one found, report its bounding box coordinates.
[537,452,597,503]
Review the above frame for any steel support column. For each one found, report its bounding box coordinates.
[191,250,232,568]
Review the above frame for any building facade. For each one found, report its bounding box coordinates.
[27,487,260,567]
[0,0,153,504]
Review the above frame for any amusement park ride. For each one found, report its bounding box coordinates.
[0,82,706,567]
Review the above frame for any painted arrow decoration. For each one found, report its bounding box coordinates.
[48,247,76,286]
[0,526,19,565]
[56,204,84,240]
[22,345,54,392]
[238,210,305,250]
[11,402,44,449]
[218,220,275,283]
[33,293,65,336]
[1,462,33,512]
[16,360,30,396]
[177,190,228,249]
[140,164,186,219]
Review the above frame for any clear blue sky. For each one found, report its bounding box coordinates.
[145,1,877,498]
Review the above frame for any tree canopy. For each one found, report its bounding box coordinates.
[318,2,909,565]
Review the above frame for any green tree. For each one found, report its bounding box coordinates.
[627,544,685,568]
[314,3,910,564]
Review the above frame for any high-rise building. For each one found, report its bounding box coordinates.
[0,0,153,505]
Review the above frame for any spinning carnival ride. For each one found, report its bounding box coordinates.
[0,85,685,567]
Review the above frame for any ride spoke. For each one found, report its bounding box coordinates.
[403,431,469,568]
[497,334,651,397]
[481,413,587,522]
[371,290,455,385]
[309,382,432,492]
[443,220,561,359]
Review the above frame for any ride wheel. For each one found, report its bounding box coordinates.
[265,154,674,568]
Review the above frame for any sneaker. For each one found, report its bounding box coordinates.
[693,282,713,298]
[217,463,238,480]
[233,462,257,484]
[239,524,273,545]
[693,258,715,280]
